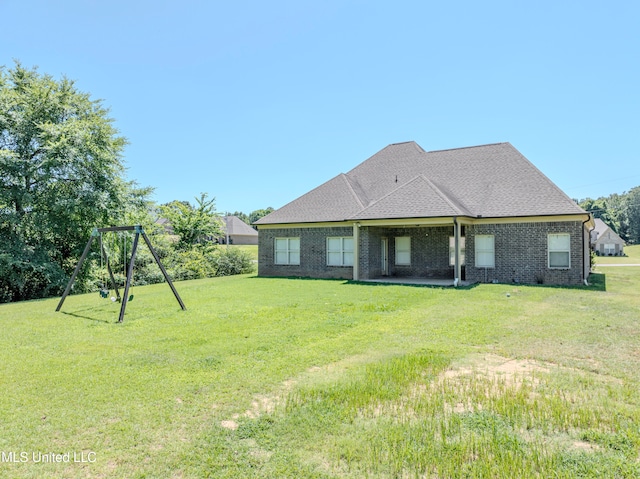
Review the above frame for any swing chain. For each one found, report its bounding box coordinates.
[99,232,109,299]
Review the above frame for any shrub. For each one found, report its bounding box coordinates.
[161,245,255,282]
[211,247,255,276]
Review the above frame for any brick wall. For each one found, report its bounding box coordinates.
[258,226,354,279]
[259,225,457,280]
[465,221,585,285]
[259,221,586,285]
[369,226,454,279]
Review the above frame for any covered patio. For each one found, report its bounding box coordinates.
[352,217,467,284]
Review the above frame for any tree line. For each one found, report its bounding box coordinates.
[578,186,640,245]
[0,62,265,303]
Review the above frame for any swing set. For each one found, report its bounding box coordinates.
[56,225,186,323]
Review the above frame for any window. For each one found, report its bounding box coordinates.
[548,233,570,268]
[475,235,495,268]
[395,237,411,265]
[604,243,615,255]
[449,236,466,266]
[275,237,300,265]
[327,237,354,266]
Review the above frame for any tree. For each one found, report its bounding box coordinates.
[625,186,640,244]
[229,211,250,225]
[0,62,130,302]
[228,207,274,228]
[579,188,640,244]
[160,193,222,250]
[248,207,274,225]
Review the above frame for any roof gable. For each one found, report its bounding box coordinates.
[591,218,624,243]
[592,218,611,236]
[351,175,470,220]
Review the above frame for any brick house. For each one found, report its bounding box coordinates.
[255,142,593,285]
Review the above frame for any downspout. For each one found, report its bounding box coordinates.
[582,213,594,286]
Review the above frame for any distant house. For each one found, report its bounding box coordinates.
[590,218,625,256]
[255,141,594,286]
[219,216,258,245]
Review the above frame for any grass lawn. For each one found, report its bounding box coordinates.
[595,244,640,265]
[1,269,639,478]
[229,244,258,261]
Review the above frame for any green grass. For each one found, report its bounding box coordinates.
[0,268,639,478]
[227,244,258,261]
[595,244,640,265]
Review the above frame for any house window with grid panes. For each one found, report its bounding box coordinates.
[274,237,300,265]
[326,237,354,266]
[395,237,411,265]
[475,235,495,268]
[548,234,570,268]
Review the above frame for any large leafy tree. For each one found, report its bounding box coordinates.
[0,62,129,302]
[160,193,222,250]
[228,207,274,228]
[579,186,640,245]
[625,186,640,244]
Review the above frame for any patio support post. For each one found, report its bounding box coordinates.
[454,217,461,286]
[353,222,360,281]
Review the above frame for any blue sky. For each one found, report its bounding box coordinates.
[3,0,639,214]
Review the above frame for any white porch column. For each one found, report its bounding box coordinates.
[353,222,360,281]
[454,218,461,285]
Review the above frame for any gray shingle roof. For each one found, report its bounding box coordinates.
[256,141,585,225]
[223,216,258,236]
[591,218,610,237]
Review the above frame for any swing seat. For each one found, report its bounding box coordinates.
[128,294,134,302]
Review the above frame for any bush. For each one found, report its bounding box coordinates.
[86,238,256,289]
[163,245,255,282]
[211,247,255,276]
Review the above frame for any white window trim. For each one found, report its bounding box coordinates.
[395,236,411,266]
[475,235,495,268]
[449,236,466,266]
[326,237,354,266]
[274,237,300,265]
[548,233,571,269]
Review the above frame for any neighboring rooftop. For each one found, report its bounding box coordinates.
[256,141,586,225]
[592,218,612,237]
[223,216,258,236]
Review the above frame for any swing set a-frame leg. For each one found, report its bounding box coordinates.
[141,230,186,311]
[56,231,97,312]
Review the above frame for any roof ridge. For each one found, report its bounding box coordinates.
[387,140,426,152]
[356,175,425,214]
[416,174,468,216]
[426,142,508,154]
[354,174,466,217]
[340,173,366,210]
